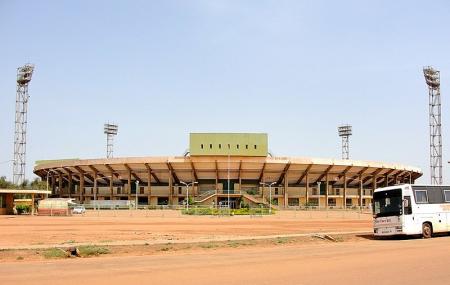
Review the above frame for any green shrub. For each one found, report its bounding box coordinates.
[240,201,250,209]
[43,248,66,259]
[181,207,273,216]
[78,245,110,257]
[246,189,258,195]
[276,237,289,244]
[16,204,31,214]
[182,208,221,215]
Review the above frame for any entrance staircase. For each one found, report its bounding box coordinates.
[194,190,269,206]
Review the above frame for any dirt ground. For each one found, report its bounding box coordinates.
[0,209,372,248]
[2,234,450,285]
[2,210,449,284]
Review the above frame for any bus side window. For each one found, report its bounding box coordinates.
[404,196,412,215]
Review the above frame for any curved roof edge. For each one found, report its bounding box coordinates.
[34,156,422,174]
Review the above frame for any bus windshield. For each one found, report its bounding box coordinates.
[373,188,402,218]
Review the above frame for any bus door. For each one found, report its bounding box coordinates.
[402,195,416,230]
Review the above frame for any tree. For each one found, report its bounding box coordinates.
[0,176,46,189]
[30,177,47,190]
[20,179,29,189]
[0,176,15,189]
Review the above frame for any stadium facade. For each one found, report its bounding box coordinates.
[33,133,422,209]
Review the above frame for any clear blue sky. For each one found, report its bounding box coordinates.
[1,0,449,183]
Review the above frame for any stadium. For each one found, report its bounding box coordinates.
[33,133,422,209]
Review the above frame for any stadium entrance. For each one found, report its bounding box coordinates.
[218,197,240,209]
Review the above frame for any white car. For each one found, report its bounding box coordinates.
[72,205,86,214]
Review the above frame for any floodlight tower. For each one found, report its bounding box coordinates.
[423,66,442,185]
[104,123,118,158]
[338,125,352,160]
[13,64,35,185]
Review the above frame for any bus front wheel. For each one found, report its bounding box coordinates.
[422,223,432,238]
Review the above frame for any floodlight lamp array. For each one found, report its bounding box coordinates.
[104,124,119,135]
[423,66,440,88]
[338,125,352,137]
[16,64,35,85]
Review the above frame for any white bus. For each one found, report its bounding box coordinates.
[373,184,450,238]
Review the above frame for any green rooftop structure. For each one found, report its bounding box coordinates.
[189,133,268,156]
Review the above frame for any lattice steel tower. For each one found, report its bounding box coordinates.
[104,123,118,158]
[13,64,35,185]
[423,66,442,185]
[338,125,352,160]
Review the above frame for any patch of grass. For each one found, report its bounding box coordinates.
[63,240,76,244]
[199,242,219,249]
[275,237,290,244]
[227,241,240,248]
[43,248,66,259]
[78,245,110,257]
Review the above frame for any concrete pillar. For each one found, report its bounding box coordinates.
[284,172,289,209]
[239,174,242,192]
[93,171,98,201]
[58,173,63,197]
[169,171,173,206]
[372,176,377,194]
[147,169,152,197]
[216,175,219,194]
[325,174,329,208]
[261,178,265,201]
[305,173,309,205]
[68,173,72,198]
[343,174,347,209]
[109,172,114,200]
[359,175,363,208]
[127,169,132,200]
[147,170,152,205]
[80,174,85,202]
[51,174,56,195]
[215,161,218,195]
[31,194,35,216]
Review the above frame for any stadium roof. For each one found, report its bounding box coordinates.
[34,156,422,187]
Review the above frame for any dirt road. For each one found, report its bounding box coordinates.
[2,236,450,285]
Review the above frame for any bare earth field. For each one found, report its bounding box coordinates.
[3,210,449,284]
[0,210,372,248]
